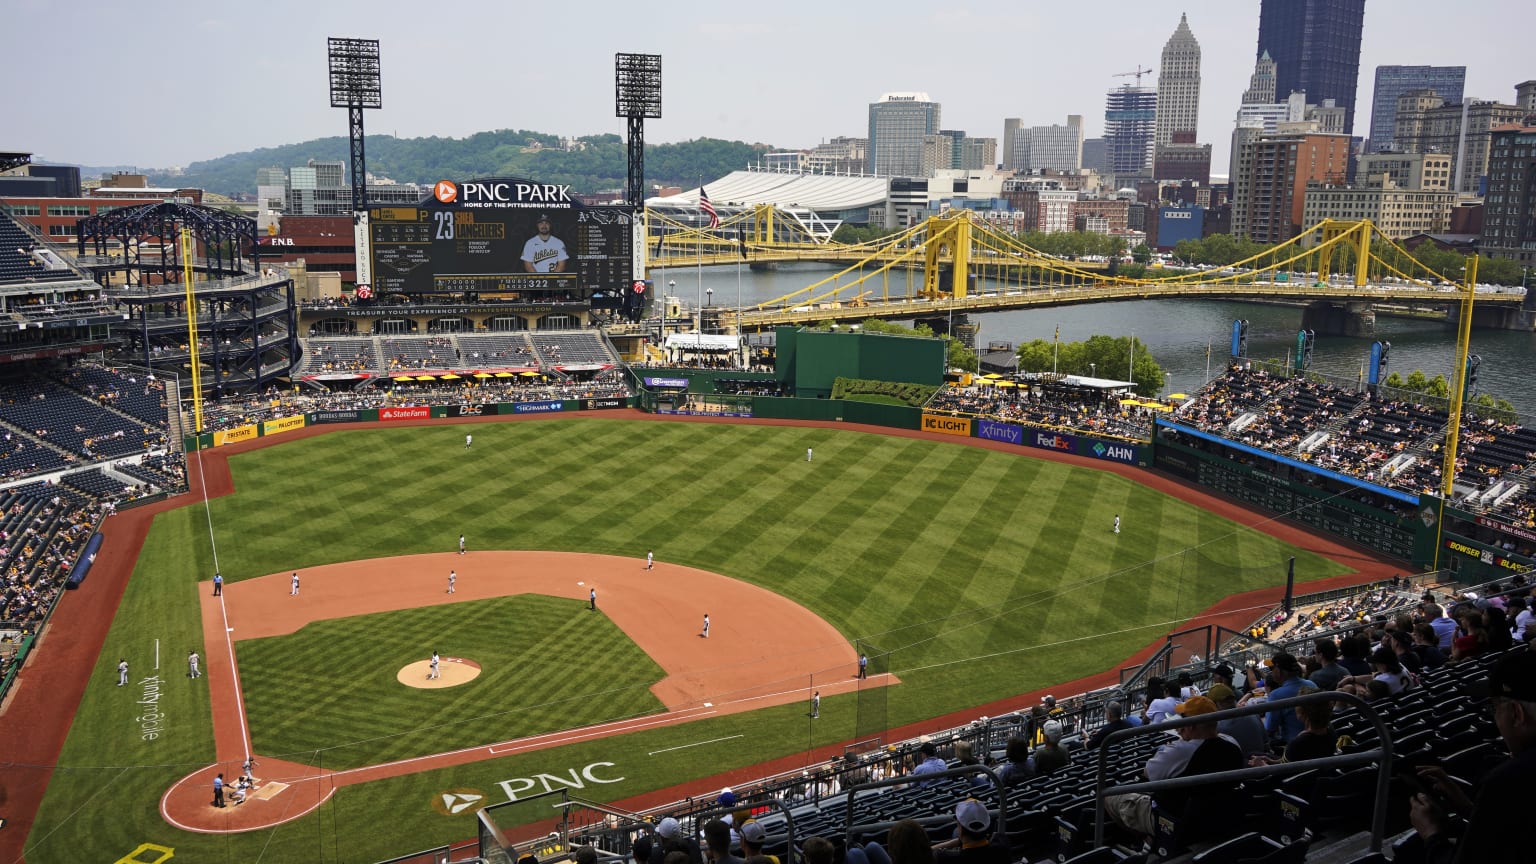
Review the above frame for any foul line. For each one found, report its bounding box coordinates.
[648,735,743,756]
[218,593,252,760]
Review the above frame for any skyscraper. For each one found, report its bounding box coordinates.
[1155,14,1201,152]
[1243,51,1277,105]
[1105,86,1157,180]
[1368,66,1466,151]
[1256,0,1367,133]
[867,93,942,178]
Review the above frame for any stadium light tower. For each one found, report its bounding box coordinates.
[328,37,382,213]
[615,53,662,211]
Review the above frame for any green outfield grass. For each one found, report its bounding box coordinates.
[239,596,667,769]
[26,418,1354,863]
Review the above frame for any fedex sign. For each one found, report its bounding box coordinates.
[1032,431,1076,452]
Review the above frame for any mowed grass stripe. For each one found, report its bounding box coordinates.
[30,419,1362,863]
[237,595,665,768]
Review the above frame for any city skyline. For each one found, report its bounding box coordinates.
[5,0,1531,175]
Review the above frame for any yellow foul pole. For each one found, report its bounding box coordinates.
[1432,255,1477,570]
[181,228,205,435]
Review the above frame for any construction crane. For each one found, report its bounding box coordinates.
[1113,65,1153,87]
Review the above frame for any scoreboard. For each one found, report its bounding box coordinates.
[367,180,633,298]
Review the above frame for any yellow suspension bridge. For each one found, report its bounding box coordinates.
[644,207,1531,332]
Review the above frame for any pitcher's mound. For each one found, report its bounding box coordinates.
[398,657,482,689]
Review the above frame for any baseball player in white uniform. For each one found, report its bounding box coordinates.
[1114,514,1121,534]
[429,651,440,680]
[117,658,129,686]
[465,433,473,449]
[459,534,466,555]
[448,570,456,594]
[645,550,654,570]
[188,651,200,679]
[521,215,569,273]
[700,614,711,638]
[290,571,300,595]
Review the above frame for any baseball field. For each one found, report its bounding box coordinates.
[16,414,1378,863]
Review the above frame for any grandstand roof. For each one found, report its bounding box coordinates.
[648,170,889,213]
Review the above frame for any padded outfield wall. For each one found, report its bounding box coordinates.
[777,327,945,399]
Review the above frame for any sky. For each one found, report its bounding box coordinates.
[5,0,1529,175]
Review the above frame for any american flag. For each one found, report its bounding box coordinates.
[699,187,720,229]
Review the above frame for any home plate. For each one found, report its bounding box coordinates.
[253,781,287,801]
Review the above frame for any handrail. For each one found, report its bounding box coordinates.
[1091,690,1393,853]
[839,764,1005,849]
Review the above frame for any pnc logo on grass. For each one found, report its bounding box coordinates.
[434,181,458,204]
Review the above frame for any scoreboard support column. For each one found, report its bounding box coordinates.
[353,210,372,293]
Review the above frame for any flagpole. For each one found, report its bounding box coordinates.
[1128,330,1135,386]
[696,177,704,333]
[1052,324,1060,374]
[736,230,743,366]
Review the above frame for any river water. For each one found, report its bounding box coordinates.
[664,262,1536,415]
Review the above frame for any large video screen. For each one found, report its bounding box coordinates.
[368,178,633,297]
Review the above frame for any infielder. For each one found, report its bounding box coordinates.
[589,587,597,610]
[429,650,441,680]
[700,613,711,638]
[188,650,200,679]
[290,571,300,595]
[448,570,456,594]
[459,534,466,555]
[645,549,654,570]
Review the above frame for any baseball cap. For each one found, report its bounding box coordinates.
[1042,720,1063,742]
[955,798,991,833]
[1175,695,1219,717]
[1206,683,1236,704]
[1213,663,1235,680]
[1269,652,1302,674]
[718,789,737,807]
[739,821,766,845]
[1468,650,1536,701]
[919,741,937,756]
[536,213,552,222]
[1041,694,1056,706]
[656,817,681,839]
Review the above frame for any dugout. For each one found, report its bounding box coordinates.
[775,326,944,399]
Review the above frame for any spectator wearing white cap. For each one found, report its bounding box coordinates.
[649,817,704,864]
[1031,720,1070,775]
[933,798,1008,864]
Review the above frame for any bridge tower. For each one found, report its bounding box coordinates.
[921,214,972,299]
[1313,219,1372,288]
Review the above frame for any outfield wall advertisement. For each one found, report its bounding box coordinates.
[921,414,972,436]
[973,419,1146,465]
[262,415,306,436]
[212,425,257,446]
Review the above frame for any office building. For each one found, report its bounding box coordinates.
[1231,131,1351,242]
[1256,0,1367,133]
[868,93,942,177]
[1081,138,1109,174]
[1006,116,1084,174]
[1368,65,1466,152]
[1480,124,1536,265]
[806,137,868,175]
[1105,86,1157,181]
[1155,14,1202,153]
[1392,86,1528,194]
[938,131,996,171]
[1243,51,1277,106]
[1355,152,1453,191]
[1301,176,1456,239]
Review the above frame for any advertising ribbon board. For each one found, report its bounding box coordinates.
[311,410,363,424]
[213,425,257,447]
[512,401,564,414]
[921,414,972,436]
[582,398,625,410]
[262,415,306,436]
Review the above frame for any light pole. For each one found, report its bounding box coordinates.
[705,287,714,334]
[1089,362,1096,379]
[666,279,675,337]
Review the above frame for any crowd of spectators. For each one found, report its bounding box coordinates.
[927,383,1152,441]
